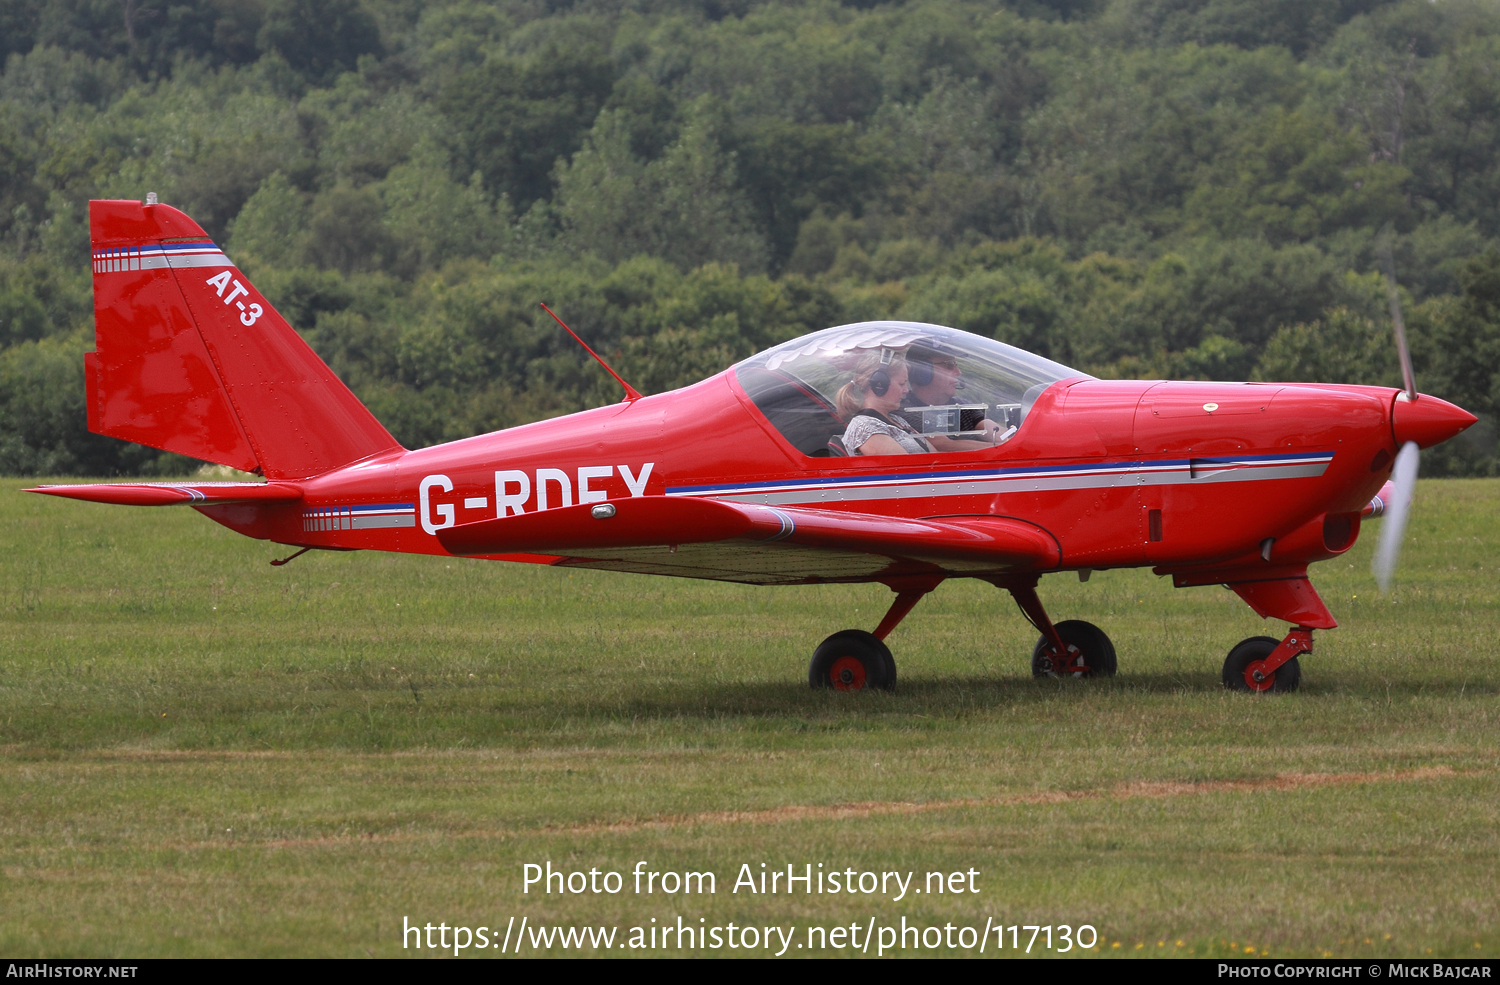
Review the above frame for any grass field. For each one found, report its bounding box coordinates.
[2,477,1497,958]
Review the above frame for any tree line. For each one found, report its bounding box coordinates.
[1,0,1498,475]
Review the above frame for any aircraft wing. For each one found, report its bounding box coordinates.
[26,482,302,506]
[438,496,1059,585]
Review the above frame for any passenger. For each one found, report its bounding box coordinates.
[904,341,1005,448]
[835,351,933,455]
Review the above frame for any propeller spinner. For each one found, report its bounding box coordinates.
[1369,233,1478,591]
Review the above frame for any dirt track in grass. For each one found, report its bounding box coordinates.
[136,763,1467,851]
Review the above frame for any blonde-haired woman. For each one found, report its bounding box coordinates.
[836,350,933,455]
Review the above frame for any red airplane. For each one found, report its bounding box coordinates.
[30,199,1478,693]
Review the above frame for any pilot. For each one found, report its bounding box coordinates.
[836,351,933,455]
[903,341,1005,448]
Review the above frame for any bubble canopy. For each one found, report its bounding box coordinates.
[732,321,1088,458]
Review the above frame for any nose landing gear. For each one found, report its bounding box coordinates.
[1222,627,1311,692]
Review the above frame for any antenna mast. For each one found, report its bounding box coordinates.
[539,303,643,403]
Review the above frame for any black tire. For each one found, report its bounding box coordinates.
[1031,620,1117,678]
[1222,636,1301,693]
[809,630,896,692]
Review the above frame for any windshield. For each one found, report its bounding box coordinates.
[733,321,1085,458]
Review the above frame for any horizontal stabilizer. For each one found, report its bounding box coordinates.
[27,482,302,507]
[438,496,1060,569]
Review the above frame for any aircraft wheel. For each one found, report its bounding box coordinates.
[1222,636,1301,693]
[809,630,896,692]
[1031,620,1117,678]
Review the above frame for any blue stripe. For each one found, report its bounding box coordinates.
[94,242,218,256]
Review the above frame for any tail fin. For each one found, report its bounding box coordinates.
[87,198,402,479]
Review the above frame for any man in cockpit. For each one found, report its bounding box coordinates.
[902,341,1005,449]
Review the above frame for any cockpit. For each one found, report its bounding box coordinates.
[733,321,1085,458]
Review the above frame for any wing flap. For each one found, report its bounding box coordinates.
[768,508,1059,567]
[26,482,302,507]
[439,496,1059,574]
[438,496,759,555]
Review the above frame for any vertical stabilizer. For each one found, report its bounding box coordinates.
[89,199,402,478]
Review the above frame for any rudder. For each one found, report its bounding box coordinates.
[88,198,402,479]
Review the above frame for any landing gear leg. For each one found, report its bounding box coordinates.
[808,577,942,691]
[871,590,927,642]
[995,577,1117,678]
[1223,626,1310,693]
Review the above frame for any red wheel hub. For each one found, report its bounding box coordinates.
[1241,630,1314,692]
[1044,644,1087,677]
[1243,660,1275,692]
[829,655,866,691]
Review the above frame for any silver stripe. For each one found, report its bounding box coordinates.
[1187,463,1330,484]
[93,253,181,272]
[351,514,416,529]
[166,252,231,269]
[668,457,1332,501]
[702,460,1331,506]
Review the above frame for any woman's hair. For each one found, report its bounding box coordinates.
[835,350,907,421]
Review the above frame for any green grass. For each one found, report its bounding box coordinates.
[1,477,1497,958]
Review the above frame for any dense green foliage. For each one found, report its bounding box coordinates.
[2,0,1499,474]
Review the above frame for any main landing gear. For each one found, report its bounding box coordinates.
[807,575,1118,691]
[808,630,896,691]
[1029,620,1117,678]
[1222,626,1312,693]
[1006,577,1117,679]
[808,577,934,692]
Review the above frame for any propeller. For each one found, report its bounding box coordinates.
[1370,226,1420,592]
[1371,439,1418,591]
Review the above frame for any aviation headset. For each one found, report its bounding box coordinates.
[906,340,963,391]
[868,348,895,397]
